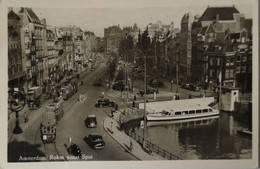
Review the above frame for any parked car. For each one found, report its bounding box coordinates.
[95,99,116,108]
[68,144,82,157]
[182,83,196,91]
[150,79,165,88]
[87,133,105,149]
[85,115,97,128]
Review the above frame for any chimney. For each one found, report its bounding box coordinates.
[216,14,219,23]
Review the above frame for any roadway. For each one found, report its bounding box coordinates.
[8,59,137,162]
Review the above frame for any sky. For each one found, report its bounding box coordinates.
[12,0,253,37]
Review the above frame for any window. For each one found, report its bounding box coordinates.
[237,55,241,62]
[241,64,246,72]
[230,57,234,66]
[230,69,234,78]
[210,58,214,66]
[236,65,241,73]
[242,56,247,62]
[217,58,221,66]
[202,109,208,113]
[226,58,230,66]
[196,110,202,113]
[182,111,188,115]
[189,110,195,114]
[175,112,181,115]
[225,69,230,78]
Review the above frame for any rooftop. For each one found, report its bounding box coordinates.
[19,7,42,24]
[199,6,240,22]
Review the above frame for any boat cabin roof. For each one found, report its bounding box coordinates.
[142,97,215,113]
[162,105,213,113]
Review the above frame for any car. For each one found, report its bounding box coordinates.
[149,79,165,88]
[87,133,105,149]
[85,115,97,128]
[95,99,116,108]
[68,143,82,157]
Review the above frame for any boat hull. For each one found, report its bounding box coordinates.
[146,111,220,121]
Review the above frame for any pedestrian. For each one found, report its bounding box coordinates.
[134,95,136,101]
[189,94,192,99]
[173,95,176,100]
[81,81,83,86]
[129,139,133,152]
[111,109,114,117]
[24,112,28,123]
[101,91,105,99]
[132,101,135,108]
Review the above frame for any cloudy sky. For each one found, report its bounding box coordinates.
[12,0,253,37]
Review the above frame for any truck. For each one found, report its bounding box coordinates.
[27,86,42,110]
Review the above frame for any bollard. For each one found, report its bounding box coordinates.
[110,121,113,134]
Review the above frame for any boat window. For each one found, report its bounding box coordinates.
[196,110,202,113]
[175,111,181,115]
[182,111,188,115]
[203,109,208,113]
[209,108,213,112]
[189,110,195,114]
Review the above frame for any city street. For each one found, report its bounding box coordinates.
[8,60,137,162]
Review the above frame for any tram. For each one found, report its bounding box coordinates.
[41,110,56,143]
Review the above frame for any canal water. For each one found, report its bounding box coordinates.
[123,112,252,159]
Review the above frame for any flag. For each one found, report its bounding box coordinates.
[218,71,222,83]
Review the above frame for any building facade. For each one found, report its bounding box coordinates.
[8,9,27,92]
[104,25,122,54]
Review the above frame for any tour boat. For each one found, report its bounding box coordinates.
[145,98,219,121]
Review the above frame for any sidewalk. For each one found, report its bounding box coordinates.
[103,111,165,161]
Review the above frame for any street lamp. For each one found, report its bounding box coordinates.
[8,89,26,134]
[135,49,147,148]
[171,80,174,92]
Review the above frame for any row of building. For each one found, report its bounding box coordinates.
[106,5,252,92]
[8,8,104,93]
[178,5,252,92]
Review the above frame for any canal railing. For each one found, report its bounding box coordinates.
[125,130,182,160]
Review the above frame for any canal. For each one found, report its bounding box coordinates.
[123,111,252,159]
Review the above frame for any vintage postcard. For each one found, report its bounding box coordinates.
[0,0,258,168]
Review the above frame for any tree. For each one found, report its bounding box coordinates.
[106,51,119,88]
[119,34,134,63]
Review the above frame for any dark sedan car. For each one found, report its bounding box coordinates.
[68,143,82,157]
[87,133,105,149]
[95,99,116,108]
[85,115,97,128]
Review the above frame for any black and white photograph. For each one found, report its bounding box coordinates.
[1,0,259,168]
